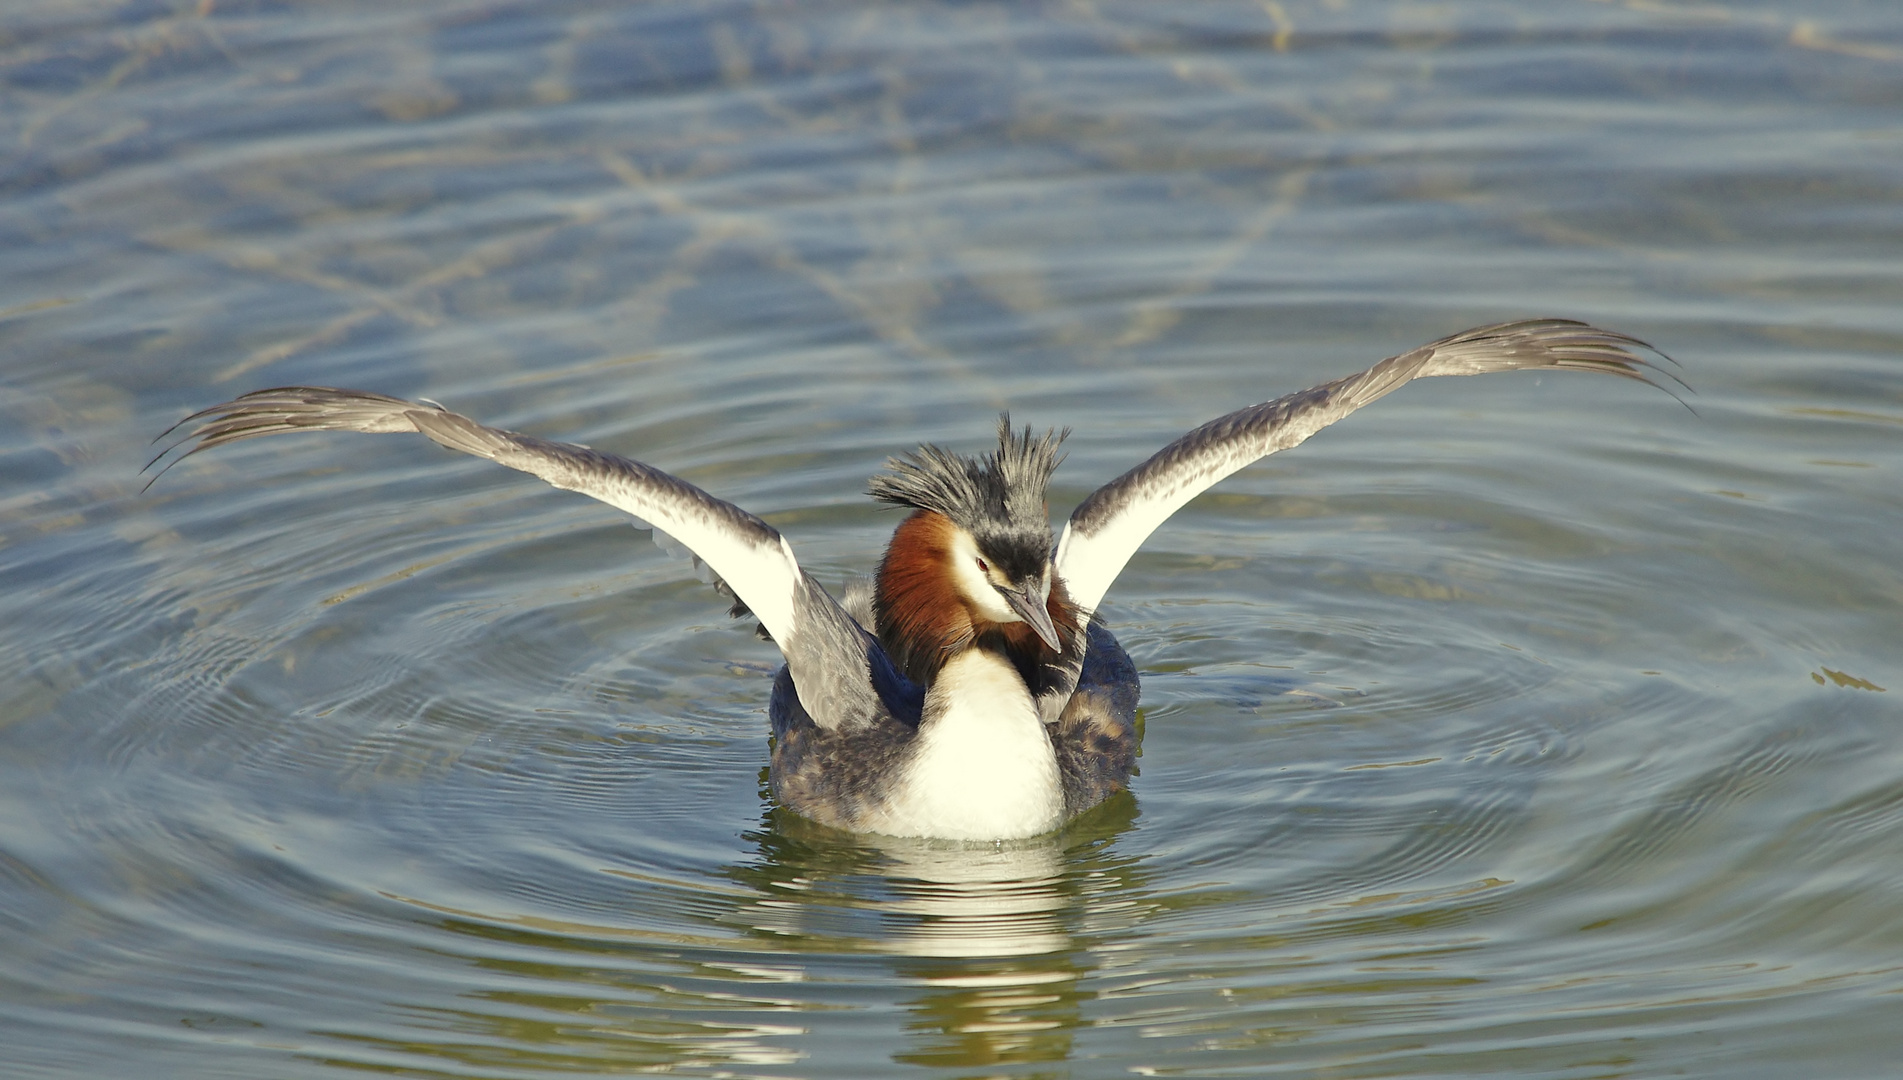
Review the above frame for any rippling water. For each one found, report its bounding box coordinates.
[4,1,1901,1076]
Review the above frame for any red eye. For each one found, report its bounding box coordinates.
[975,558,989,573]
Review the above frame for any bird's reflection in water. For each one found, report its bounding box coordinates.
[727,791,1149,1069]
[360,788,1147,1074]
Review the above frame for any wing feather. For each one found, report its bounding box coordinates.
[1055,319,1676,614]
[151,387,897,732]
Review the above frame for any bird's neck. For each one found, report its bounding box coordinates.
[872,646,1064,839]
[873,510,1079,688]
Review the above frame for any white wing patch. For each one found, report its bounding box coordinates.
[423,413,806,647]
[153,387,813,685]
[1056,319,1674,615]
[1056,449,1260,615]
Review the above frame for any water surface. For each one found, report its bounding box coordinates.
[3,2,1901,1076]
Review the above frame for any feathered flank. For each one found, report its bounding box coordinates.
[867,414,1068,576]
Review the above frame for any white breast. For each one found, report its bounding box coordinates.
[871,649,1064,841]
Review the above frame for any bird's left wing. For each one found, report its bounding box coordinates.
[1055,319,1676,615]
[151,387,904,733]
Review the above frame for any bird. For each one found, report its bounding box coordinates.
[151,319,1675,841]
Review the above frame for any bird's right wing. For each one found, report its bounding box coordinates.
[1055,319,1676,615]
[151,388,907,733]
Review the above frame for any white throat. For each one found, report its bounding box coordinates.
[873,649,1063,841]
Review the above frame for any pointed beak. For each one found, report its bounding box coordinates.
[1003,581,1063,652]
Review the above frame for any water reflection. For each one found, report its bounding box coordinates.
[730,798,1146,1069]
[350,798,1147,1073]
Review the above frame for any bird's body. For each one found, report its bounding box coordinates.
[768,590,1139,839]
[153,319,1673,841]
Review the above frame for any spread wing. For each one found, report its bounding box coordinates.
[1055,319,1678,615]
[150,388,908,733]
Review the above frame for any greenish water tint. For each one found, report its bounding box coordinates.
[4,1,1902,1076]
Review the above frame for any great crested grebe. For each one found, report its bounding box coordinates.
[153,319,1673,841]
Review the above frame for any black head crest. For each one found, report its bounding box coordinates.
[868,414,1068,571]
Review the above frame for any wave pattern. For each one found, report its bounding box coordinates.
[4,0,1903,1076]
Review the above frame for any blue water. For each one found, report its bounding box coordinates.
[3,2,1901,1076]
